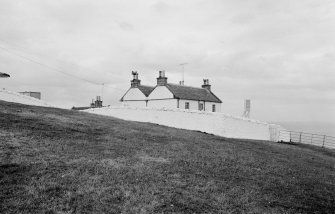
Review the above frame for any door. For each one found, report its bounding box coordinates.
[198,101,204,111]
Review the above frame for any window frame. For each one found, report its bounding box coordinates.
[185,102,190,109]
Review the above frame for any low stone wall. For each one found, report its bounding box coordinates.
[84,106,286,141]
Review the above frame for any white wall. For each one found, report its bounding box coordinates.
[0,89,54,107]
[205,101,221,112]
[84,106,286,141]
[148,99,177,109]
[178,99,199,111]
[146,86,176,109]
[178,99,221,112]
[269,124,290,142]
[122,88,147,101]
[121,100,147,108]
[148,86,173,99]
[122,97,222,113]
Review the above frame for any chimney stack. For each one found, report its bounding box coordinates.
[202,79,211,91]
[130,71,141,87]
[157,70,168,86]
[95,96,103,107]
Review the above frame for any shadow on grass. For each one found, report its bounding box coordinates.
[278,141,335,158]
[0,163,28,176]
[0,163,32,211]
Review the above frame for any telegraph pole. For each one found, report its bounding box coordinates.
[101,83,105,100]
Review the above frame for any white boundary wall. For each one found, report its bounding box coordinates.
[84,106,288,141]
[0,89,53,107]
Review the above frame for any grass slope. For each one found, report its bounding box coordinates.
[0,100,335,214]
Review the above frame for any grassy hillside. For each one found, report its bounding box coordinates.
[0,100,334,214]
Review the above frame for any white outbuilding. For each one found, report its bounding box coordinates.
[120,71,222,112]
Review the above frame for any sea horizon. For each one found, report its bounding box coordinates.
[272,121,335,137]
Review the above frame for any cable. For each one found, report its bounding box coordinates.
[0,41,129,93]
[0,45,103,85]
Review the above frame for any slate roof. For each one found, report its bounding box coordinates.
[121,83,222,103]
[166,83,222,103]
[138,85,155,97]
[120,85,155,101]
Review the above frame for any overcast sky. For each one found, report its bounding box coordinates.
[0,0,334,123]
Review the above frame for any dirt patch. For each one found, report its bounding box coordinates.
[0,130,12,137]
[45,114,83,125]
[100,158,126,169]
[138,154,169,163]
[17,111,37,118]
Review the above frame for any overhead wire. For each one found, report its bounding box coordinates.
[0,42,125,93]
[0,45,101,85]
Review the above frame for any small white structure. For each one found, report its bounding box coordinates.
[19,91,41,100]
[0,89,52,107]
[120,71,222,112]
[242,99,251,118]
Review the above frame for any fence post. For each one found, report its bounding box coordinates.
[299,132,302,143]
[322,135,326,148]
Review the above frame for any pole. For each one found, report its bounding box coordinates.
[299,132,302,143]
[179,63,188,85]
[322,135,326,148]
[101,83,104,101]
[182,66,184,84]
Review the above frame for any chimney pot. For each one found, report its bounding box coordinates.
[159,70,165,78]
[202,79,211,91]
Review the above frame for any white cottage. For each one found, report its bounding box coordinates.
[120,71,155,108]
[120,71,222,112]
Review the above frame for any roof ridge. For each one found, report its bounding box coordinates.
[167,83,204,90]
[138,85,155,88]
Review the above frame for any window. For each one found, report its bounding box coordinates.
[185,102,189,109]
[212,104,216,112]
[199,103,204,111]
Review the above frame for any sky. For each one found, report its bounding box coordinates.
[0,0,334,123]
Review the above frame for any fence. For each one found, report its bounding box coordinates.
[279,130,335,149]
